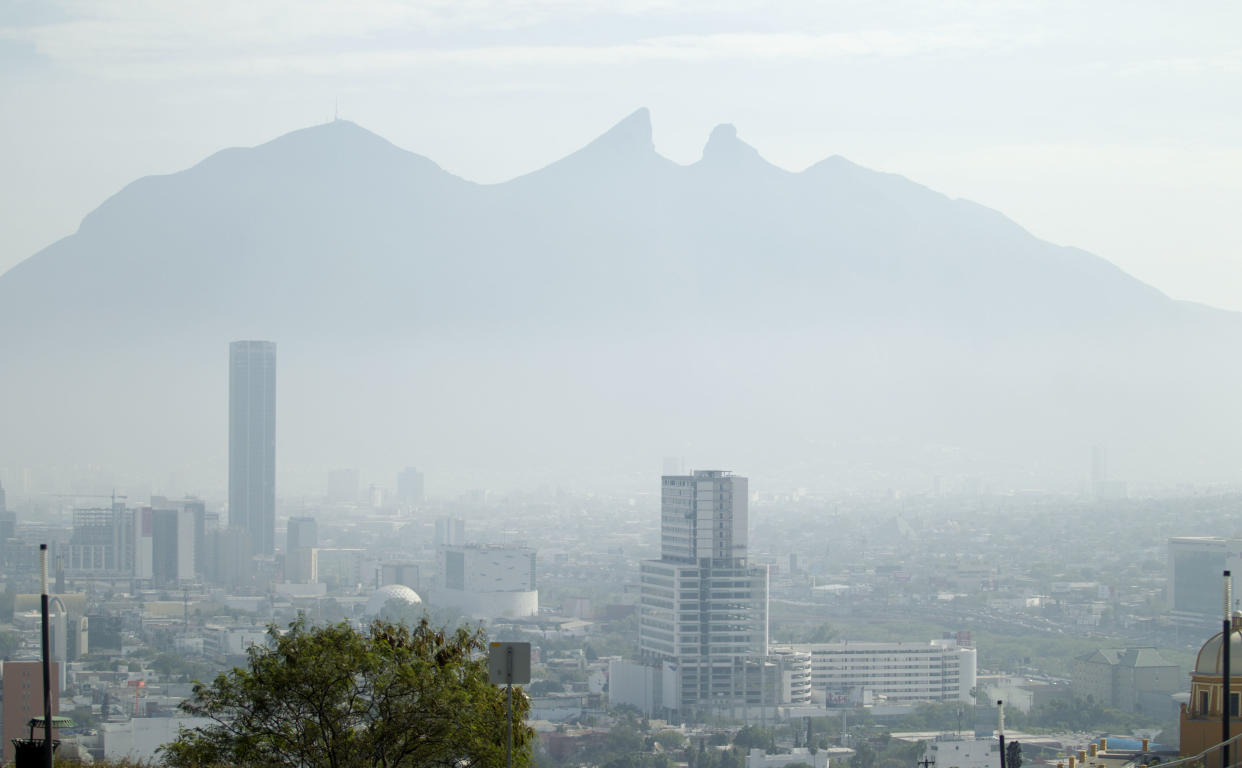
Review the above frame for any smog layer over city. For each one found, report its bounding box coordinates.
[2,3,1242,768]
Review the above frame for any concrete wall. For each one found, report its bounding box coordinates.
[608,660,658,715]
[102,716,214,762]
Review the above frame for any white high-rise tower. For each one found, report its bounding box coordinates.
[638,470,768,715]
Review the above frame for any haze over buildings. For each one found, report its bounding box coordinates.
[2,3,1241,763]
[2,114,1241,496]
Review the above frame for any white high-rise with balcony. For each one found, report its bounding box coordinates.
[638,470,769,715]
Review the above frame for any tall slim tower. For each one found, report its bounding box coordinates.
[639,470,768,716]
[0,478,12,570]
[229,340,276,555]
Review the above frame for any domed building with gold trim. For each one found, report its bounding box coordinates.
[1181,615,1242,755]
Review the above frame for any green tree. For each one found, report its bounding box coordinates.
[0,630,19,660]
[808,623,839,643]
[852,740,877,768]
[733,725,775,751]
[1006,740,1022,768]
[151,652,215,683]
[161,617,531,768]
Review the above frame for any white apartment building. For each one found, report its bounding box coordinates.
[435,544,538,618]
[790,639,976,705]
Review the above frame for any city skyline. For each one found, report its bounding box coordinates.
[2,0,1239,762]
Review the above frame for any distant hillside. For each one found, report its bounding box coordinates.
[2,110,1239,494]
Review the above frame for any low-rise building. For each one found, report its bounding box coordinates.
[791,639,976,705]
[746,747,829,768]
[1072,647,1179,714]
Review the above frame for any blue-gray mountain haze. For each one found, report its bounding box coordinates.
[2,109,1237,492]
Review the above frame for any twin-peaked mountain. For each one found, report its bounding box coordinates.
[1,109,1238,491]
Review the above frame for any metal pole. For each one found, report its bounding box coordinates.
[40,544,53,768]
[1225,571,1232,768]
[506,645,514,768]
[998,700,1006,768]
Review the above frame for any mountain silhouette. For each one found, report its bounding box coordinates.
[2,110,1238,493]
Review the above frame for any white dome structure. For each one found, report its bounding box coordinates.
[366,584,422,619]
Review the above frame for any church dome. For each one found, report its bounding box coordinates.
[366,584,422,618]
[1195,617,1242,675]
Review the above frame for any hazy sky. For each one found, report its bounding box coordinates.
[3,1,1240,310]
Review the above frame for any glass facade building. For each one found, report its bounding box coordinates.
[229,340,276,556]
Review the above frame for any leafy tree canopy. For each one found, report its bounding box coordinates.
[733,726,776,751]
[654,730,687,750]
[161,617,531,768]
[0,630,20,660]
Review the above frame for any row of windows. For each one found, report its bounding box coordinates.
[810,648,952,656]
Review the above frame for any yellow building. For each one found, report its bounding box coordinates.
[1180,616,1242,756]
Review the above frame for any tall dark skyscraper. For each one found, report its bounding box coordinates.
[229,340,276,555]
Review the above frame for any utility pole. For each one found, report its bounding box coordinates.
[1225,571,1232,768]
[998,700,1006,768]
[488,642,530,768]
[40,544,53,768]
[506,646,513,768]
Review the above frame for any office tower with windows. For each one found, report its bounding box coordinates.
[397,467,425,505]
[229,340,276,555]
[151,506,195,586]
[287,516,318,553]
[285,515,318,583]
[66,500,133,575]
[151,496,208,580]
[434,516,465,548]
[638,470,769,715]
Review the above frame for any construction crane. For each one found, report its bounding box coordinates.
[47,491,128,507]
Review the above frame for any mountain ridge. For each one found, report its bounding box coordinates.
[1,110,1238,492]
